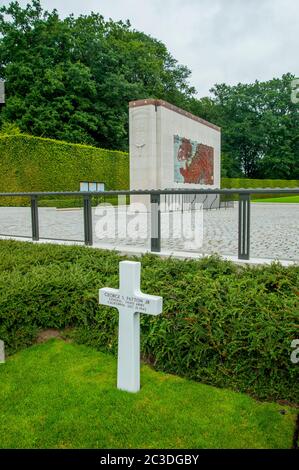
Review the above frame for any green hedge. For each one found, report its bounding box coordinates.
[221,178,299,200]
[0,134,129,206]
[0,134,298,205]
[0,240,298,404]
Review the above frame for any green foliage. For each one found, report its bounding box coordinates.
[0,132,297,206]
[222,177,299,189]
[0,2,297,178]
[0,340,296,449]
[0,0,194,150]
[253,196,299,203]
[0,134,129,205]
[0,121,21,135]
[207,74,299,179]
[221,177,299,200]
[0,240,298,404]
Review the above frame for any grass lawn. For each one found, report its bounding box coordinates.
[0,339,297,449]
[253,196,299,203]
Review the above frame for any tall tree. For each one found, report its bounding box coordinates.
[0,1,195,149]
[205,74,299,178]
[0,2,298,179]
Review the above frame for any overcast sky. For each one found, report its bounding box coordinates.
[4,0,299,97]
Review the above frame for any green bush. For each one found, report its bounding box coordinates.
[0,134,129,206]
[1,134,298,206]
[0,240,298,404]
[221,177,299,200]
[0,122,21,135]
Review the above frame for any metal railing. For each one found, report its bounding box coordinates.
[0,188,298,260]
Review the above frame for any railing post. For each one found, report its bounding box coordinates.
[238,193,250,260]
[151,193,161,252]
[31,195,39,241]
[83,195,93,246]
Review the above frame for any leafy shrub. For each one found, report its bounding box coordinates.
[0,122,21,135]
[221,177,299,200]
[0,240,298,404]
[0,134,129,206]
[0,134,297,206]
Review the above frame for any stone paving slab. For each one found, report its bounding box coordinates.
[0,203,298,261]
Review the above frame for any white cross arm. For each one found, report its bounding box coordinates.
[99,287,162,316]
[133,291,162,316]
[99,287,123,308]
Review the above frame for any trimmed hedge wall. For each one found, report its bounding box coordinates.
[0,134,298,205]
[222,177,299,189]
[0,134,129,205]
[0,240,298,404]
[221,177,299,200]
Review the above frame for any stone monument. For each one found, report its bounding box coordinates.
[129,99,221,208]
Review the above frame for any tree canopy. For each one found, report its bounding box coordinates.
[0,0,194,150]
[202,75,299,179]
[0,0,298,179]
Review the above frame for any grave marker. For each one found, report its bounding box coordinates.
[99,261,163,392]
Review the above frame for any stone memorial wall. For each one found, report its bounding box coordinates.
[129,99,221,208]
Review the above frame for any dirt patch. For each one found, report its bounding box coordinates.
[36,329,64,344]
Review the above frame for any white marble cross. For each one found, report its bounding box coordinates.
[99,261,163,392]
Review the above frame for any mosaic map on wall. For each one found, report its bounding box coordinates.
[173,135,214,184]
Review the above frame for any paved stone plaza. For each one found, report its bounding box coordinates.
[0,203,298,261]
